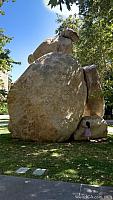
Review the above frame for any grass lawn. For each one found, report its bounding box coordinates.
[0,123,113,187]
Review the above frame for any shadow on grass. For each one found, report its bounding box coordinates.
[0,133,113,186]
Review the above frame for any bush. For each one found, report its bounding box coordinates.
[0,103,8,114]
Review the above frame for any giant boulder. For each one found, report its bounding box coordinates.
[74,115,107,140]
[83,65,105,117]
[8,52,87,142]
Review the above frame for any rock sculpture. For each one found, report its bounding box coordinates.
[28,28,79,64]
[8,29,107,142]
[8,53,87,142]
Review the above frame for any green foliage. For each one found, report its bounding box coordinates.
[0,89,8,114]
[0,1,20,72]
[0,0,16,15]
[103,68,113,107]
[76,18,113,71]
[48,0,113,16]
[0,29,20,72]
[0,102,8,114]
[48,0,77,11]
[56,9,113,107]
[0,28,12,72]
[55,14,80,34]
[76,1,113,107]
[0,6,20,103]
[0,29,20,102]
[0,0,16,7]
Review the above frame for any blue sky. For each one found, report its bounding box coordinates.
[1,0,78,82]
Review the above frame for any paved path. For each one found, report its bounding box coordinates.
[0,115,9,127]
[0,175,113,200]
[0,115,9,120]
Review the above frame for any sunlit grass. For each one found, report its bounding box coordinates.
[0,126,9,134]
[0,124,113,186]
[108,126,113,135]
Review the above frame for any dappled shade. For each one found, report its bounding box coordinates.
[0,133,113,186]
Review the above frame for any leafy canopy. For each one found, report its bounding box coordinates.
[56,9,113,106]
[0,0,20,106]
[0,29,21,72]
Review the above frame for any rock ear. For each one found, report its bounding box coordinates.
[28,54,34,64]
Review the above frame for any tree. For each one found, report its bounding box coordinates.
[103,67,113,107]
[48,0,77,11]
[0,1,20,113]
[55,14,80,34]
[50,0,113,75]
[0,0,15,6]
[48,0,113,16]
[0,0,21,73]
[0,29,20,72]
[56,13,113,108]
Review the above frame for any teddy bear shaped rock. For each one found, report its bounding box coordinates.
[8,29,107,142]
[28,28,79,64]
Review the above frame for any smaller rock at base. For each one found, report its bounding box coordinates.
[33,168,47,176]
[74,115,107,140]
[16,167,30,174]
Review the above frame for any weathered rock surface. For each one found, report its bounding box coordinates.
[74,115,107,140]
[28,29,79,64]
[8,52,87,142]
[83,65,105,117]
[28,36,73,64]
[60,28,79,42]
